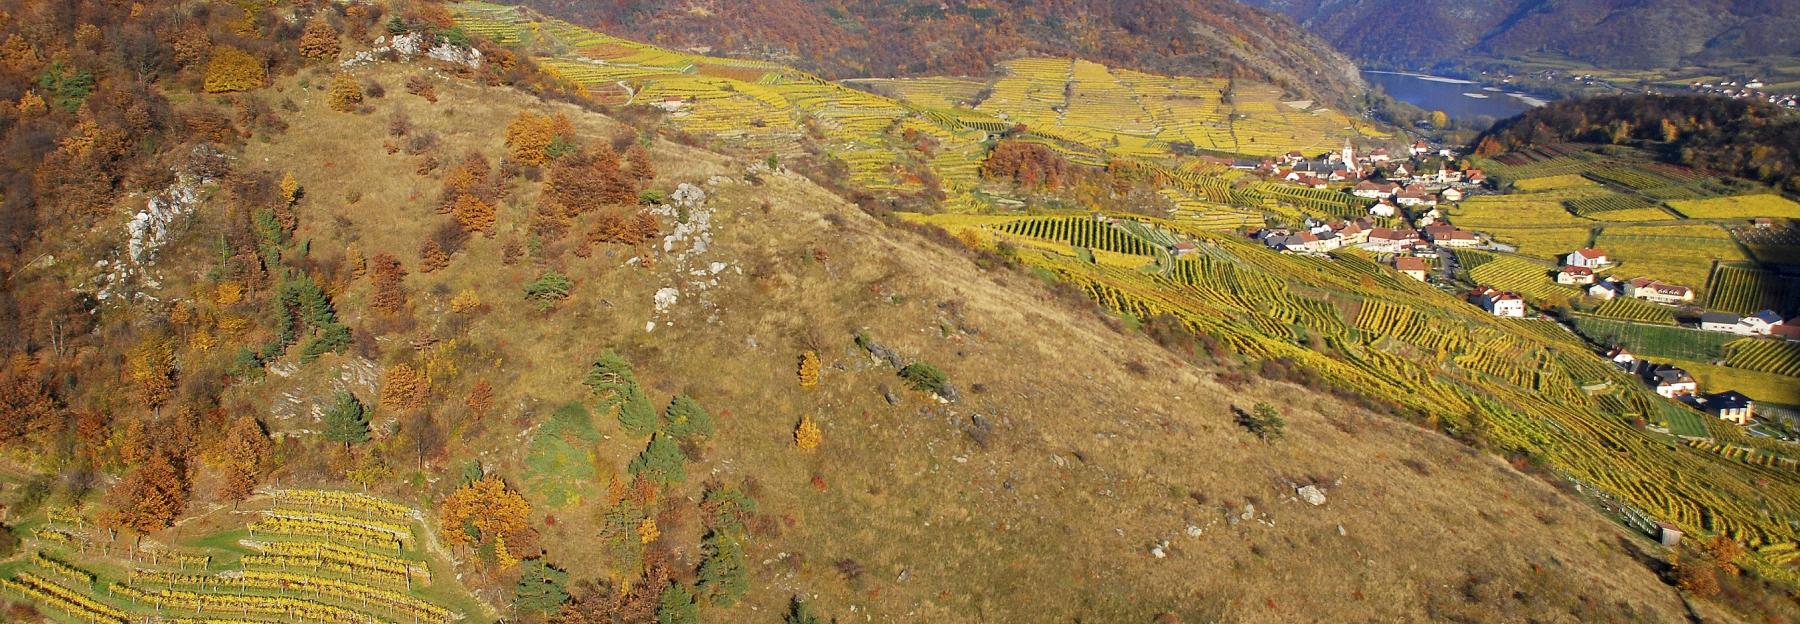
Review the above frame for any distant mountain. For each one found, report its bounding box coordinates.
[1247,0,1800,68]
[507,0,1367,104]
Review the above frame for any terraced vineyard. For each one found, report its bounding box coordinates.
[913,211,1800,567]
[1724,339,1800,377]
[1592,296,1678,324]
[1668,194,1800,220]
[1707,265,1799,316]
[1458,250,1573,302]
[1596,223,1748,294]
[0,490,468,624]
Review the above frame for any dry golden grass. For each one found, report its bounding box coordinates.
[232,63,1691,623]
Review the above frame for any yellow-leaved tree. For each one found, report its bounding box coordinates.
[327,72,363,112]
[795,416,822,450]
[439,475,533,558]
[798,351,820,388]
[203,46,266,93]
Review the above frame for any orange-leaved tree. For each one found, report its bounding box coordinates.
[328,72,363,112]
[217,415,271,503]
[298,16,341,60]
[439,475,533,553]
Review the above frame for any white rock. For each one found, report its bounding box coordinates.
[1185,525,1203,538]
[1297,485,1327,506]
[645,321,657,332]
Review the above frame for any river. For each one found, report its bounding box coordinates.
[1363,70,1542,122]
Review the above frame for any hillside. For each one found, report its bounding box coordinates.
[1248,0,1800,69]
[1474,94,1800,192]
[503,0,1369,106]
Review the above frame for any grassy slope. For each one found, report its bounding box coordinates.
[215,63,1700,622]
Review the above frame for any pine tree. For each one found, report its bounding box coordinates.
[322,391,369,447]
[784,596,826,624]
[616,384,658,437]
[655,583,699,624]
[327,72,363,112]
[514,559,570,612]
[663,395,713,440]
[628,433,685,484]
[697,530,749,607]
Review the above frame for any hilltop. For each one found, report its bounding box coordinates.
[505,0,1369,106]
[1249,0,1800,69]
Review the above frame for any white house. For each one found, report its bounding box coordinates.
[1564,248,1610,268]
[1361,227,1418,253]
[1471,286,1527,318]
[1368,201,1397,218]
[1741,310,1785,335]
[1587,280,1620,300]
[1624,277,1695,305]
[1556,265,1596,285]
[1440,187,1465,203]
[1410,139,1430,156]
[1643,364,1697,398]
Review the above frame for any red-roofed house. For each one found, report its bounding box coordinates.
[1556,265,1596,285]
[1394,256,1429,281]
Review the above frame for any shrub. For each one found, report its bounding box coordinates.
[327,72,363,112]
[204,46,266,93]
[1237,402,1286,443]
[524,270,573,305]
[899,362,947,394]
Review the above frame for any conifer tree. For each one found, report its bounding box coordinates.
[322,391,369,447]
[628,432,685,484]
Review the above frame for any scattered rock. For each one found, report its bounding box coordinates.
[1185,524,1203,538]
[1297,485,1327,506]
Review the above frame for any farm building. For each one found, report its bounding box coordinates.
[1637,363,1697,398]
[1556,265,1595,285]
[1700,312,1751,334]
[1369,201,1398,218]
[1440,188,1464,202]
[1740,310,1785,335]
[1564,248,1610,268]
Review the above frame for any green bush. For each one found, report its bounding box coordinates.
[900,362,948,394]
[524,270,573,306]
[1238,402,1286,443]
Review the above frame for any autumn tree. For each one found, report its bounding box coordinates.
[1428,110,1449,129]
[980,140,1069,189]
[797,351,820,388]
[465,380,494,419]
[505,111,575,166]
[380,364,428,411]
[405,75,438,102]
[419,239,449,273]
[794,416,821,451]
[218,415,272,502]
[128,336,176,410]
[369,253,408,314]
[111,453,188,533]
[547,148,639,217]
[0,354,55,446]
[323,391,370,447]
[328,72,364,112]
[203,46,266,93]
[624,144,655,183]
[439,475,533,552]
[452,194,496,235]
[298,16,341,60]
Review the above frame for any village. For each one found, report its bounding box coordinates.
[1234,138,1798,437]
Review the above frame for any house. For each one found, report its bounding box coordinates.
[1587,280,1620,300]
[1753,217,1774,229]
[1471,288,1527,317]
[1605,347,1636,367]
[1395,185,1435,207]
[1624,277,1695,305]
[1422,224,1478,247]
[1333,220,1371,245]
[1700,312,1750,335]
[1362,227,1419,252]
[1410,139,1431,156]
[1368,200,1398,218]
[1740,310,1785,335]
[1641,364,1697,398]
[1564,248,1610,268]
[1282,150,1306,165]
[1440,187,1465,203]
[1556,265,1595,285]
[1368,147,1391,163]
[1351,180,1397,199]
[1170,241,1198,257]
[1394,256,1429,281]
[1464,169,1486,185]
[1698,391,1754,425]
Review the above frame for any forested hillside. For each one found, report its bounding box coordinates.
[507,0,1368,105]
[1474,94,1800,192]
[1249,0,1800,69]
